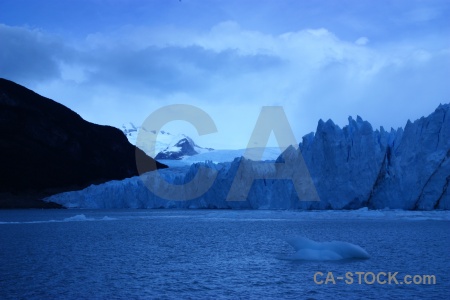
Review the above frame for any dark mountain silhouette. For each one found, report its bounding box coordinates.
[0,78,167,208]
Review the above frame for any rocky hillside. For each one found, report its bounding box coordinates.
[0,78,167,208]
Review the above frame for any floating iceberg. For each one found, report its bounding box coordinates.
[281,237,370,261]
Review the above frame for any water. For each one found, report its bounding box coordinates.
[0,209,449,299]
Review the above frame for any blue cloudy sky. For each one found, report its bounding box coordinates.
[1,0,449,149]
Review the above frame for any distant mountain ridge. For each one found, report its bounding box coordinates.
[122,123,213,160]
[121,123,281,164]
[122,122,281,167]
[122,123,176,155]
[155,136,214,160]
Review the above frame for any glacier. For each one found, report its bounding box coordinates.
[122,122,281,166]
[45,104,450,210]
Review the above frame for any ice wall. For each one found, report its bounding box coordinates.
[45,104,450,210]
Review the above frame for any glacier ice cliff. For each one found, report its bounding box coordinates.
[45,104,450,210]
[367,104,450,210]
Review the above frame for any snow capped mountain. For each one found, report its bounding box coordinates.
[122,123,281,164]
[48,104,450,210]
[122,123,175,155]
[121,123,212,159]
[152,138,283,162]
[155,136,213,160]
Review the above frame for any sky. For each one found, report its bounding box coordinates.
[1,0,449,149]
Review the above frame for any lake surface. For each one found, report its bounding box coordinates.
[0,209,449,299]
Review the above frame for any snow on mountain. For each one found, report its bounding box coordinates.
[48,104,450,210]
[155,136,213,160]
[122,122,139,144]
[122,123,281,164]
[121,123,212,159]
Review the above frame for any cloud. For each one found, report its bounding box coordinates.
[355,37,369,46]
[0,24,64,84]
[83,45,283,95]
[0,20,449,148]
